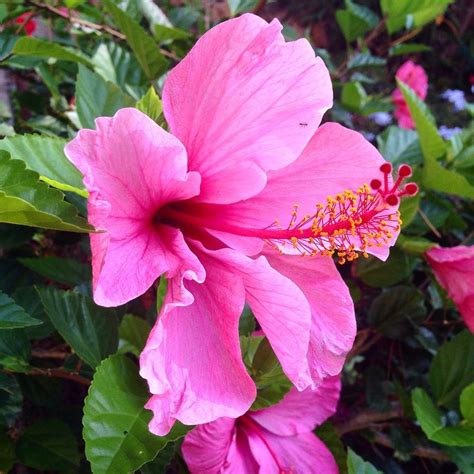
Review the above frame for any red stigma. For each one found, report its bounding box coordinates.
[404,183,418,195]
[370,179,382,190]
[398,164,412,178]
[386,194,399,206]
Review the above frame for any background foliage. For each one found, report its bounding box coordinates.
[0,0,473,472]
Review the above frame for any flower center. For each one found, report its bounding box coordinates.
[161,163,417,263]
[238,415,291,473]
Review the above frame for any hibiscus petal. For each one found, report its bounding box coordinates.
[250,376,341,436]
[163,13,332,204]
[196,245,312,391]
[209,122,397,260]
[265,252,356,387]
[426,245,474,333]
[246,428,338,474]
[181,418,236,473]
[65,108,202,306]
[139,250,256,435]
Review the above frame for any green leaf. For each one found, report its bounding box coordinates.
[136,86,163,122]
[0,372,22,427]
[154,24,190,43]
[250,338,292,410]
[389,43,432,56]
[16,419,80,470]
[156,276,167,314]
[315,422,348,474]
[0,328,30,371]
[92,42,145,93]
[12,286,55,340]
[381,0,455,34]
[0,223,34,250]
[355,248,413,288]
[0,134,86,197]
[76,64,136,129]
[347,52,386,70]
[103,0,168,80]
[347,448,382,474]
[336,1,379,42]
[377,126,423,167]
[0,290,42,329]
[368,286,426,339]
[118,314,150,357]
[395,234,435,255]
[398,81,474,199]
[399,193,421,228]
[412,388,474,446]
[444,446,474,473]
[19,257,91,286]
[0,151,92,232]
[227,0,259,16]
[461,383,474,423]
[341,82,368,113]
[397,81,446,161]
[37,287,119,368]
[12,37,92,66]
[429,331,474,410]
[83,354,191,474]
[0,431,15,472]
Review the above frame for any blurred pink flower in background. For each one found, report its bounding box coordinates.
[182,376,341,474]
[426,245,474,332]
[66,13,415,435]
[392,60,428,129]
[14,12,36,36]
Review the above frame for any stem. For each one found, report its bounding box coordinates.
[372,432,449,462]
[26,0,178,60]
[5,367,91,386]
[335,406,403,435]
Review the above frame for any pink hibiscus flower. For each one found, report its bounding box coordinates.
[182,376,341,473]
[392,60,428,129]
[426,245,474,332]
[65,14,417,435]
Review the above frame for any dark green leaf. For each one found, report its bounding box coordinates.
[16,419,80,470]
[460,383,474,423]
[12,37,92,66]
[316,422,348,474]
[377,126,423,167]
[76,64,136,129]
[103,0,168,79]
[19,257,91,286]
[0,134,86,196]
[389,43,432,56]
[412,388,474,446]
[0,223,34,250]
[0,431,15,472]
[347,52,386,70]
[0,372,22,426]
[0,329,30,371]
[0,151,93,232]
[0,290,42,329]
[37,287,119,368]
[429,331,474,410]
[250,338,292,410]
[83,354,191,474]
[347,448,382,473]
[118,314,150,357]
[444,446,474,473]
[355,248,413,288]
